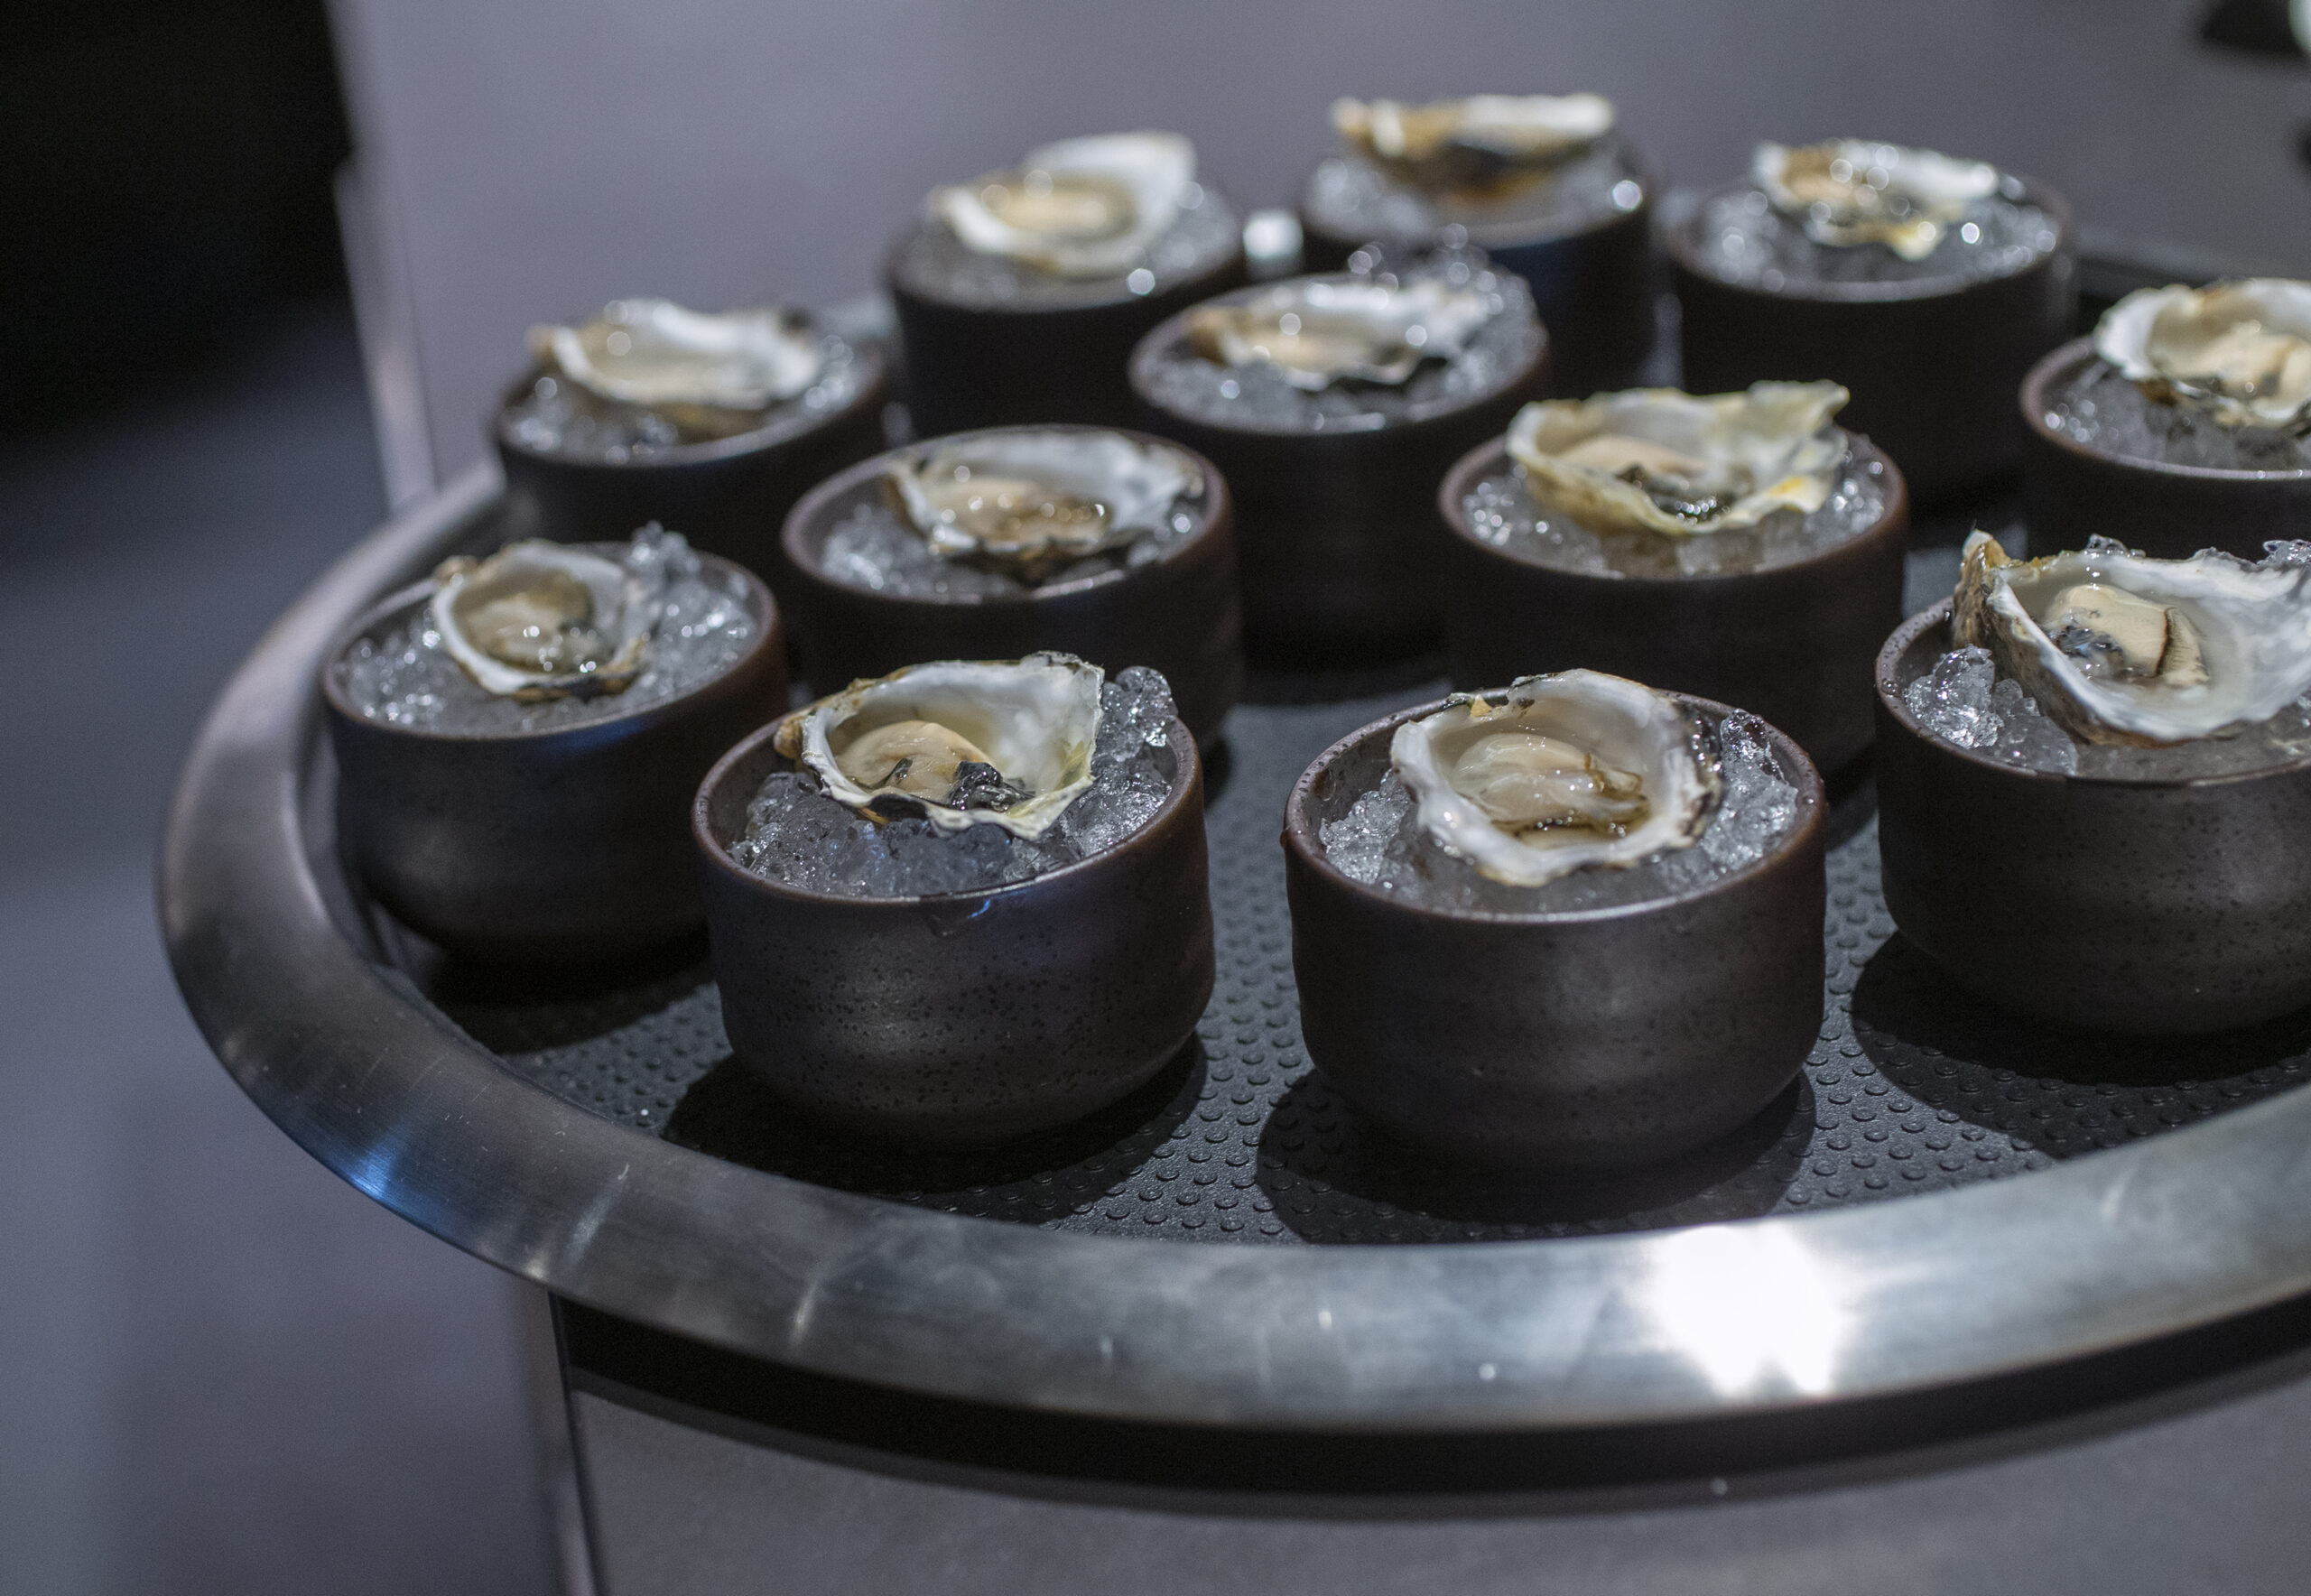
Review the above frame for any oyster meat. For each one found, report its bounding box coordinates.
[1391,669,1719,886]
[1506,382,1849,536]
[1185,275,1496,390]
[2093,279,2311,432]
[1752,140,1999,260]
[1332,93,1614,195]
[933,132,1196,279]
[1954,533,2311,745]
[775,654,1104,838]
[431,540,652,701]
[884,430,1200,582]
[528,299,824,431]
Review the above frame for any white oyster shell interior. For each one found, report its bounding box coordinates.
[1185,276,1495,390]
[933,132,1195,279]
[1331,94,1613,191]
[777,654,1106,840]
[1506,382,1849,537]
[528,299,823,412]
[431,541,652,701]
[2093,280,2311,432]
[1391,669,1719,886]
[1752,140,1999,261]
[884,430,1199,580]
[1953,533,2311,746]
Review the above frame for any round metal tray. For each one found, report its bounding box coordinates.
[162,462,2311,1434]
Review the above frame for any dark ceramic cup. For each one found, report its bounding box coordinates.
[1438,433,1909,776]
[1297,148,1661,397]
[322,553,789,963]
[492,344,890,580]
[694,715,1215,1146]
[1877,602,2311,1034]
[1128,289,1551,663]
[886,228,1247,439]
[777,427,1244,744]
[2021,338,2311,561]
[1668,177,2075,503]
[1283,694,1826,1171]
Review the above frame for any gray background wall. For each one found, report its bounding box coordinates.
[328,0,2311,501]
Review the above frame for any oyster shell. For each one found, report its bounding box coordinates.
[1331,94,1614,195]
[2093,280,2311,432]
[1953,533,2311,746]
[1391,670,1719,886]
[1184,275,1495,390]
[775,654,1105,839]
[527,300,823,426]
[883,431,1200,582]
[1752,140,1999,261]
[431,541,652,701]
[933,132,1195,279]
[1506,382,1849,536]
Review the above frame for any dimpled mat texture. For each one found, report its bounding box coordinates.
[404,526,2311,1246]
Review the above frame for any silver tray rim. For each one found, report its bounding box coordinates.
[159,464,2311,1434]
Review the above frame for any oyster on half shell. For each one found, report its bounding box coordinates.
[431,541,652,701]
[1506,382,1849,537]
[1391,670,1719,886]
[1331,94,1614,195]
[933,132,1196,279]
[884,431,1200,583]
[1953,533,2311,746]
[1185,275,1495,391]
[1752,140,1999,261]
[775,654,1105,839]
[528,300,824,433]
[2093,280,2311,433]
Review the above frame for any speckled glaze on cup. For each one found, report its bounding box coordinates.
[1668,176,2075,502]
[1128,286,1551,663]
[694,714,1214,1147]
[1877,601,2311,1034]
[1297,147,1662,397]
[1282,693,1826,1172]
[322,554,788,963]
[491,345,890,580]
[1438,433,1909,776]
[2021,338,2311,561]
[777,426,1244,744]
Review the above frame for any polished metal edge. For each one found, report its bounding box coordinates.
[160,467,2311,1432]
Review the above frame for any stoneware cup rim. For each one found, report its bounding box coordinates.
[879,199,1248,320]
[2019,336,2311,487]
[1296,139,1664,254]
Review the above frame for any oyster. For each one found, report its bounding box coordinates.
[528,300,823,431]
[933,132,1195,279]
[775,654,1104,839]
[1391,670,1719,886]
[1752,140,1999,261]
[2093,280,2311,432]
[1506,382,1849,536]
[1331,94,1614,195]
[1185,276,1495,390]
[431,541,651,700]
[884,431,1200,582]
[1953,533,2311,745]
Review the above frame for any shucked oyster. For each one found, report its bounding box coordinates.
[1185,276,1495,390]
[1506,382,1849,536]
[431,541,651,701]
[528,300,823,431]
[775,654,1104,839]
[883,431,1200,582]
[1331,94,1614,195]
[1752,140,1999,261]
[1954,533,2311,746]
[2093,280,2311,433]
[1392,670,1719,886]
[933,132,1196,279]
